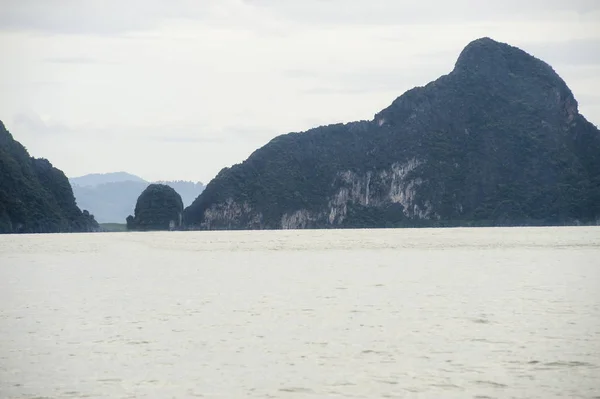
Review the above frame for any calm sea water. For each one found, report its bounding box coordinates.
[0,227,599,399]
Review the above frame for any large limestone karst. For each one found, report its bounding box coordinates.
[184,37,600,229]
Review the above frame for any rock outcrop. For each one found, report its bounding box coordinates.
[126,184,184,231]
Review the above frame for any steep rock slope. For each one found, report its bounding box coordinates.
[185,38,600,229]
[0,121,99,233]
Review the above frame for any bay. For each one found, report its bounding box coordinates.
[0,227,599,398]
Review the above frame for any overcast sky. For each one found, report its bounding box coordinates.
[1,0,599,183]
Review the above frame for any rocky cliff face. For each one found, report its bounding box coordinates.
[0,121,99,233]
[184,38,600,229]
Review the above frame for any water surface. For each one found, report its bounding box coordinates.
[1,227,599,398]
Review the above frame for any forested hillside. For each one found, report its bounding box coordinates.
[0,121,98,233]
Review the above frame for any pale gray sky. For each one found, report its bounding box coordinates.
[1,0,599,183]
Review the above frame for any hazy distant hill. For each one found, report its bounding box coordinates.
[0,120,98,233]
[69,173,204,223]
[70,171,146,187]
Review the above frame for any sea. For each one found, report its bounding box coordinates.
[0,227,599,399]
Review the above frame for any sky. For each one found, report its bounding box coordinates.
[1,0,599,183]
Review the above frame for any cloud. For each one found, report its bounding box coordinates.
[282,69,320,79]
[526,38,600,66]
[301,87,373,95]
[578,93,600,105]
[0,0,211,34]
[0,0,285,35]
[221,125,276,142]
[152,136,224,144]
[13,111,72,136]
[287,61,450,97]
[0,0,156,35]
[1,1,599,183]
[246,0,600,27]
[43,56,109,64]
[102,124,275,146]
[3,0,595,37]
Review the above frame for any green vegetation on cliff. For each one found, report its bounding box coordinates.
[0,121,99,233]
[184,38,600,229]
[126,184,184,231]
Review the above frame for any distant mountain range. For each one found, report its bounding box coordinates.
[69,172,147,187]
[70,173,204,223]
